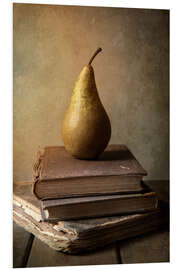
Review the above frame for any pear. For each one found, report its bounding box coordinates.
[61,48,111,159]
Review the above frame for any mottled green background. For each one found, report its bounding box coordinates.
[13,4,169,182]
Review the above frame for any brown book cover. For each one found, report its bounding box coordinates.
[33,145,147,200]
[13,182,167,254]
[40,191,158,221]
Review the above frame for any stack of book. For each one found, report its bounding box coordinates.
[13,145,168,253]
[33,145,158,221]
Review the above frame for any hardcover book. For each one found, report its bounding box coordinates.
[13,182,167,254]
[33,145,147,200]
[40,191,158,221]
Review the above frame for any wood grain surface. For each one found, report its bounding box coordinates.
[27,238,119,267]
[117,180,169,264]
[13,222,34,268]
[118,228,169,264]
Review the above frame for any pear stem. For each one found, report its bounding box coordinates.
[88,48,102,65]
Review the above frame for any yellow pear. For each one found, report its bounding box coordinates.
[61,48,111,159]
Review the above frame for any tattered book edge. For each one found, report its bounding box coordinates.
[32,146,44,200]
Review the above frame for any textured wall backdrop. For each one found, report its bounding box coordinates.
[13,4,169,182]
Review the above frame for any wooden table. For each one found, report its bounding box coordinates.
[13,180,169,267]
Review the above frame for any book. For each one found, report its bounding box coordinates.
[32,145,147,200]
[40,191,158,221]
[13,182,167,254]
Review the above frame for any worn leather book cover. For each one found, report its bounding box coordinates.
[40,191,158,221]
[33,145,147,200]
[13,182,167,254]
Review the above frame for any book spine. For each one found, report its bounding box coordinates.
[32,147,43,200]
